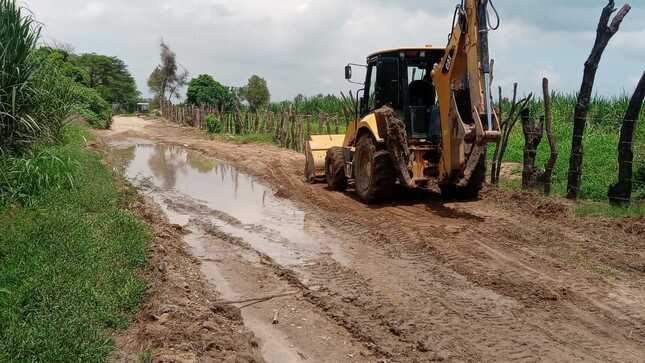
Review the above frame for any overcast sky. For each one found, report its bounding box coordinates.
[25,0,644,102]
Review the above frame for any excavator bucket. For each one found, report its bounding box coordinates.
[304,134,345,183]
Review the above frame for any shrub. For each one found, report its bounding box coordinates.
[0,0,42,154]
[72,85,113,129]
[205,115,223,134]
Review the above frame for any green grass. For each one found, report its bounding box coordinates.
[494,93,645,202]
[576,200,645,218]
[0,124,150,362]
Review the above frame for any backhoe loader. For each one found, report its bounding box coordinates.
[305,0,501,203]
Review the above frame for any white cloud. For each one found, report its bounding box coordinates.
[22,0,645,101]
[78,1,106,19]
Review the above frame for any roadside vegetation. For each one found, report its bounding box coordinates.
[496,92,645,201]
[0,1,150,361]
[0,126,149,361]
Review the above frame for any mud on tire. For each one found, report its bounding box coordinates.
[440,149,487,199]
[354,134,396,204]
[325,147,348,191]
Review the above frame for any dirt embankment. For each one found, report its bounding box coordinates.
[103,116,645,363]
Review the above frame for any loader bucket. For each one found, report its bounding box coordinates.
[304,134,345,183]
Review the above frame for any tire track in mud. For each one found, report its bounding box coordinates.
[242,143,645,361]
[111,118,645,362]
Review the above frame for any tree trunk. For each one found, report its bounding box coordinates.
[542,78,558,195]
[567,1,631,199]
[521,108,544,189]
[608,71,645,205]
[234,95,244,134]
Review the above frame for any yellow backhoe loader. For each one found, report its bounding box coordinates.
[305,0,501,203]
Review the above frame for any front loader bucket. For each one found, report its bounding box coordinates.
[305,134,345,183]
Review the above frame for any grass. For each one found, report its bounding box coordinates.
[494,92,645,202]
[576,200,645,218]
[0,0,42,154]
[0,124,150,362]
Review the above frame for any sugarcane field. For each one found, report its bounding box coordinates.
[0,1,644,362]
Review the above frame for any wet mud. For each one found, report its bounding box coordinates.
[103,117,645,363]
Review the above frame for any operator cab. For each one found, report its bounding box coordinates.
[348,47,445,143]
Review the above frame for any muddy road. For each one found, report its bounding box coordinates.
[102,116,645,362]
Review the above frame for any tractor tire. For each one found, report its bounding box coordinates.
[354,134,396,204]
[325,147,348,191]
[440,149,487,199]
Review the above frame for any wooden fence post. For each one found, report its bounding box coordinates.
[567,0,631,199]
[543,78,558,195]
[608,71,645,205]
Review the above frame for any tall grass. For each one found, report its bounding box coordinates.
[0,125,150,361]
[0,0,41,154]
[0,146,80,208]
[497,92,645,200]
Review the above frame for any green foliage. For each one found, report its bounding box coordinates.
[71,84,113,129]
[0,145,81,208]
[271,93,345,116]
[0,124,150,361]
[147,67,164,98]
[494,92,645,201]
[205,114,223,134]
[0,0,42,155]
[33,47,90,84]
[241,75,270,111]
[576,201,645,218]
[186,74,235,111]
[75,53,140,109]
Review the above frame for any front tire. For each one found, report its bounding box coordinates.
[354,134,396,204]
[325,147,348,191]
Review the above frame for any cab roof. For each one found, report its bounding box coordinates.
[368,46,445,59]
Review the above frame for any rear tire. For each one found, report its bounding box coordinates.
[325,147,348,191]
[440,149,487,199]
[354,134,396,204]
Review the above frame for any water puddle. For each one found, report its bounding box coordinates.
[110,140,348,267]
[184,232,305,363]
[108,139,354,363]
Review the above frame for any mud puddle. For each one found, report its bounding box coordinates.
[112,141,347,267]
[109,140,367,362]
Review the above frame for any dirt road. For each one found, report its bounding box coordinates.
[103,116,645,362]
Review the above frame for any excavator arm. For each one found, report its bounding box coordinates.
[432,0,501,185]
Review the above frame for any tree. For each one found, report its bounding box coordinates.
[75,53,140,108]
[147,67,164,97]
[151,41,189,102]
[186,74,234,111]
[241,75,270,111]
[33,47,89,84]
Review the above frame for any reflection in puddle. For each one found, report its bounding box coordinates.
[111,141,348,267]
